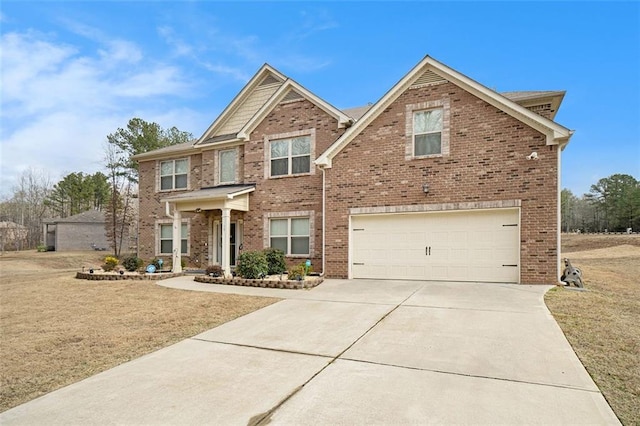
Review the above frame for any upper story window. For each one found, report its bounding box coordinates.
[219,149,237,184]
[405,99,449,160]
[160,159,188,190]
[270,136,311,177]
[413,109,442,156]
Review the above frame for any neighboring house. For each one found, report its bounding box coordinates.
[43,210,108,251]
[134,56,573,284]
[0,221,28,251]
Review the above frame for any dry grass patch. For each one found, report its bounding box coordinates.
[546,236,640,425]
[0,251,279,412]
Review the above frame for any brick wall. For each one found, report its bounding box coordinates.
[137,154,206,267]
[137,98,346,272]
[324,82,558,284]
[241,98,346,271]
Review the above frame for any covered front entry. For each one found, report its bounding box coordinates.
[350,208,520,283]
[213,221,241,267]
[162,185,254,276]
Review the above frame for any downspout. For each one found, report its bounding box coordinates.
[165,201,173,220]
[556,144,562,285]
[321,166,326,276]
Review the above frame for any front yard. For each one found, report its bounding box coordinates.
[0,251,279,412]
[1,236,638,424]
[546,234,640,425]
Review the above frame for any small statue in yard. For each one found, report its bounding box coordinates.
[560,258,584,288]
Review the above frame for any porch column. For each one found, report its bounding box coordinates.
[172,207,182,273]
[221,208,231,278]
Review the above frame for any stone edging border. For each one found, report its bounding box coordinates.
[76,272,185,281]
[194,275,323,289]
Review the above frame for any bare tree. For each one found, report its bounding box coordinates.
[0,168,53,249]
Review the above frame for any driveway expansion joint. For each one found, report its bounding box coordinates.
[338,357,604,394]
[400,303,542,314]
[189,337,334,359]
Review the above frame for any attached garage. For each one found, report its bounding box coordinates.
[350,208,520,283]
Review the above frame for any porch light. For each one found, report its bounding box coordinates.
[422,183,429,194]
[195,208,202,213]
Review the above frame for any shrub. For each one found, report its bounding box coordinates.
[206,265,223,277]
[236,251,268,279]
[36,244,47,252]
[263,248,286,275]
[287,264,306,281]
[122,256,143,272]
[103,256,119,272]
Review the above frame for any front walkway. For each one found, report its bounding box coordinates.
[1,279,620,425]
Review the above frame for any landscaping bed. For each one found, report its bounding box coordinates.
[194,274,323,289]
[76,271,184,281]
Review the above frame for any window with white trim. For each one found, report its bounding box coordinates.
[159,223,188,254]
[413,109,442,156]
[160,159,188,190]
[270,136,310,177]
[270,217,310,255]
[219,149,236,184]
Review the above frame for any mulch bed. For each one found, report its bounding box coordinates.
[194,275,323,289]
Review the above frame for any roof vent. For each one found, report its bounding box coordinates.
[260,74,281,86]
[412,70,446,87]
[281,90,304,102]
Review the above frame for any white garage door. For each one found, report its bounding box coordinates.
[351,209,519,283]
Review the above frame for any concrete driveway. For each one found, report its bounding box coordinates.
[1,279,620,425]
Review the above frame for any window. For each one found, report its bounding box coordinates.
[270,136,310,177]
[413,109,442,156]
[160,159,188,190]
[219,149,236,184]
[160,223,188,254]
[270,217,309,255]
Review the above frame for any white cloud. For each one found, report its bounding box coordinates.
[0,29,193,195]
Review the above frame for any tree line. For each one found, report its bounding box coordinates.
[562,174,640,233]
[0,118,192,253]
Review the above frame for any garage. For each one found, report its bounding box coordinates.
[350,209,520,283]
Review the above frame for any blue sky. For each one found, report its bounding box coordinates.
[1,1,639,197]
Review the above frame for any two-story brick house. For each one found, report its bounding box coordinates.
[134,55,572,284]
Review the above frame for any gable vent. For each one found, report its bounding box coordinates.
[260,74,281,86]
[412,70,447,87]
[281,90,304,102]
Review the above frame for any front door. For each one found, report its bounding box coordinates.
[216,222,237,266]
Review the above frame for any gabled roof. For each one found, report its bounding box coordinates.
[343,105,373,121]
[237,79,352,140]
[316,55,574,168]
[132,140,197,161]
[44,210,105,224]
[196,64,286,146]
